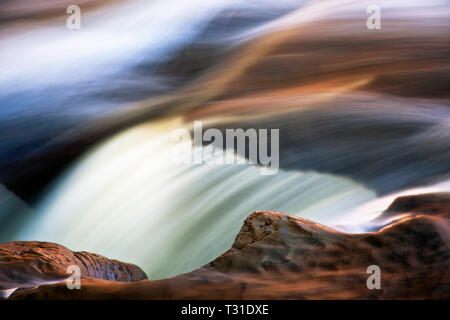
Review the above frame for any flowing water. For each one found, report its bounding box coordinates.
[1,0,449,279]
[13,118,376,279]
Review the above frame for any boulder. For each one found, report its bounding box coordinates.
[0,241,147,297]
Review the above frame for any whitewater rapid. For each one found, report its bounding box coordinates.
[13,118,376,279]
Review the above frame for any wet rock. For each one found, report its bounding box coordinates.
[0,241,147,296]
[6,193,450,299]
[380,192,450,219]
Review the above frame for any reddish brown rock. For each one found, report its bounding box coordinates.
[3,192,449,299]
[378,192,450,219]
[0,241,147,297]
[8,198,450,299]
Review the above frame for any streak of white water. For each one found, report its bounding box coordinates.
[332,179,450,233]
[15,118,375,279]
[0,0,301,95]
[0,0,225,93]
[0,288,18,299]
[0,279,68,299]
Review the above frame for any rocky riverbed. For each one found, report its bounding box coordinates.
[2,193,449,299]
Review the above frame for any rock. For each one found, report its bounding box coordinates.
[209,209,449,276]
[379,192,450,219]
[6,193,450,299]
[0,241,147,297]
[368,192,450,231]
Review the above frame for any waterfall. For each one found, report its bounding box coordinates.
[15,118,375,279]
